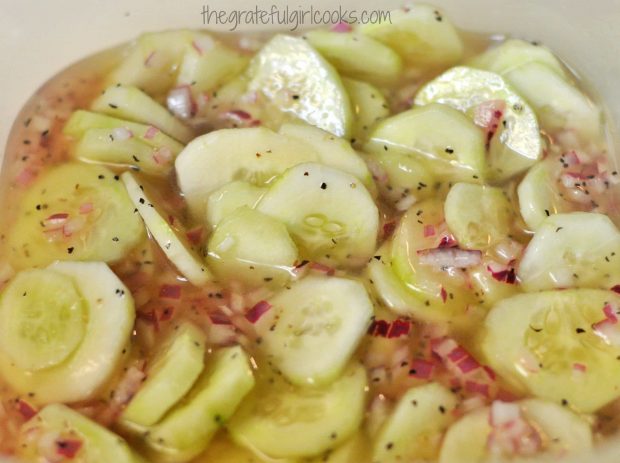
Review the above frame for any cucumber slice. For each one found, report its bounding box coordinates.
[256,163,379,267]
[248,34,353,138]
[359,4,463,68]
[278,123,373,190]
[468,262,520,308]
[64,110,185,155]
[0,269,85,372]
[366,150,436,208]
[439,399,592,462]
[342,78,390,143]
[256,275,373,386]
[415,66,542,181]
[145,346,255,462]
[469,39,566,76]
[121,172,211,286]
[517,160,569,231]
[306,433,370,463]
[7,163,144,269]
[481,289,620,412]
[197,434,295,463]
[305,30,402,84]
[444,183,512,250]
[391,199,477,321]
[175,127,318,219]
[373,383,457,463]
[75,128,173,176]
[365,103,486,183]
[438,408,490,463]
[176,37,248,94]
[207,207,298,289]
[505,62,602,140]
[19,404,144,463]
[206,181,266,229]
[0,262,135,404]
[365,244,427,318]
[517,212,620,291]
[228,364,367,459]
[120,322,206,429]
[106,30,196,95]
[91,85,194,143]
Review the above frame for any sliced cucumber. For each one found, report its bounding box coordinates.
[517,212,620,291]
[365,244,427,318]
[505,62,602,140]
[415,66,542,181]
[469,39,566,76]
[444,183,512,250]
[482,289,620,412]
[256,163,379,267]
[365,103,486,183]
[359,4,463,68]
[366,150,436,208]
[391,199,477,322]
[91,85,194,143]
[7,163,144,269]
[120,322,206,429]
[342,78,390,143]
[19,404,144,463]
[256,275,373,386]
[517,160,569,231]
[439,399,592,462]
[121,172,211,286]
[206,181,266,229]
[207,207,298,289]
[373,383,457,463]
[305,30,402,84]
[197,434,295,463]
[228,364,367,459]
[248,34,353,138]
[64,110,185,155]
[175,127,318,219]
[278,123,373,189]
[306,432,370,463]
[75,128,173,176]
[145,346,255,462]
[468,262,520,308]
[106,30,196,95]
[0,269,85,372]
[0,262,135,404]
[438,408,489,463]
[176,36,248,94]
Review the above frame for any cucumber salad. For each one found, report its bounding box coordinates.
[1,4,620,463]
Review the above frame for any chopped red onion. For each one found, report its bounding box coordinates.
[245,300,272,323]
[15,168,37,187]
[167,86,195,120]
[56,439,83,459]
[387,319,411,338]
[111,127,133,141]
[409,358,435,379]
[17,400,38,420]
[368,319,390,337]
[44,213,69,228]
[330,21,353,33]
[186,226,203,245]
[309,262,335,276]
[417,248,482,268]
[153,147,173,165]
[208,311,232,325]
[78,202,94,214]
[144,125,160,139]
[423,224,436,237]
[159,284,182,299]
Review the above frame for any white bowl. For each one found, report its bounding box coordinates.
[0,0,619,461]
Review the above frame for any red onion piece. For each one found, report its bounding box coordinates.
[330,21,352,33]
[186,226,204,245]
[408,359,435,379]
[245,300,272,323]
[611,285,620,294]
[56,439,83,459]
[209,311,232,325]
[309,262,335,276]
[423,224,436,237]
[417,248,482,268]
[159,284,182,299]
[78,202,94,214]
[144,125,160,139]
[17,400,38,420]
[387,319,411,338]
[368,319,390,337]
[167,86,195,120]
